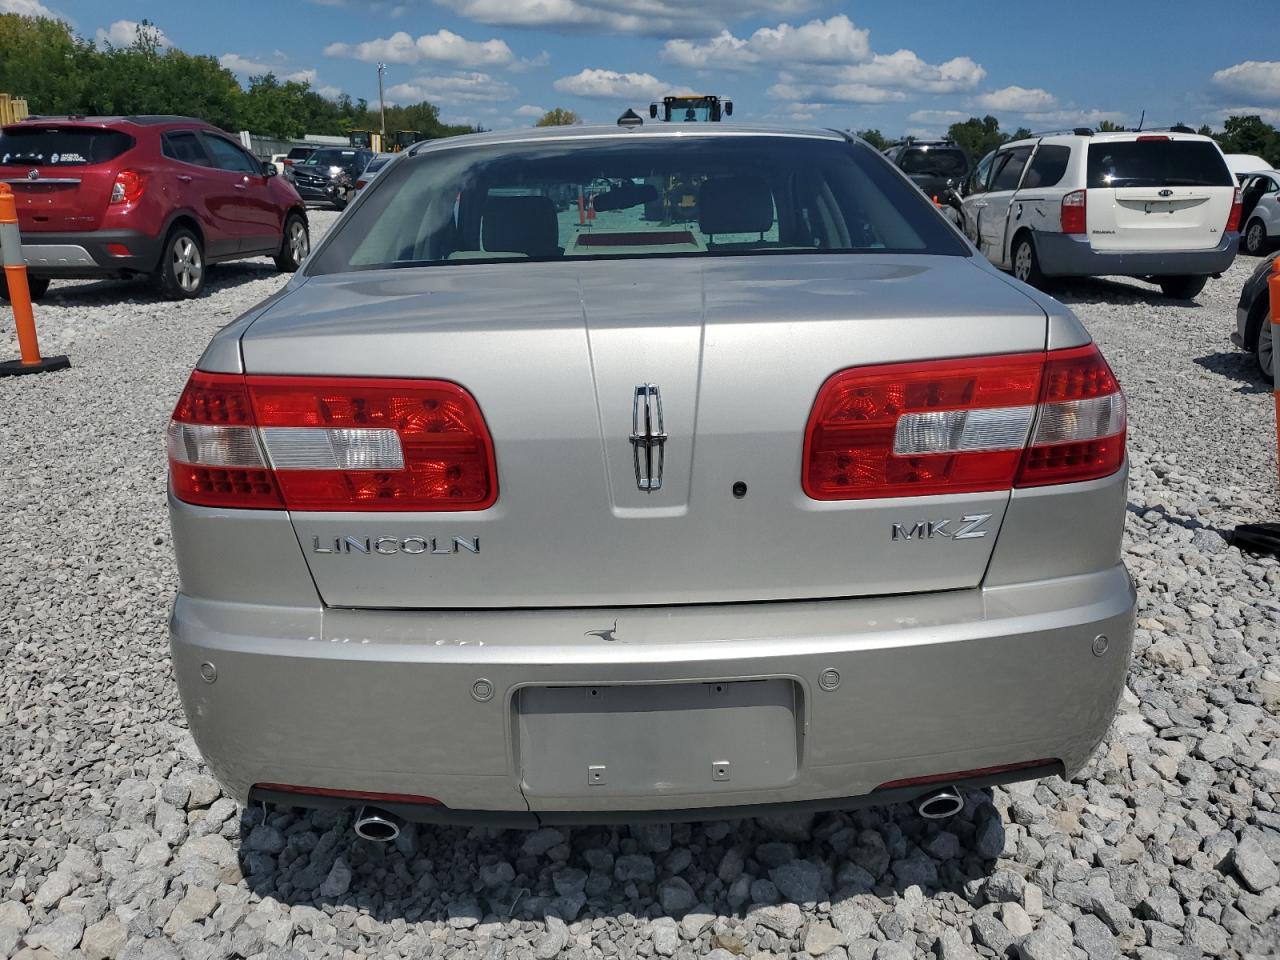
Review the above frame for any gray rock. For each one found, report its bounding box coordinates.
[520,828,564,857]
[0,902,31,932]
[27,913,86,956]
[749,902,805,939]
[986,870,1025,904]
[551,867,587,897]
[633,822,672,854]
[755,842,799,867]
[974,816,1006,860]
[873,943,913,960]
[481,861,516,888]
[717,847,745,884]
[922,831,961,861]
[245,824,285,854]
[657,877,696,914]
[830,900,874,940]
[448,898,481,929]
[80,915,128,960]
[649,917,679,957]
[32,872,73,909]
[613,854,656,883]
[1018,928,1074,960]
[1001,903,1033,937]
[1072,914,1118,960]
[750,878,780,905]
[935,929,979,960]
[971,905,1013,956]
[804,921,846,957]
[890,853,937,889]
[534,916,568,959]
[179,835,236,868]
[770,859,825,904]
[679,906,714,940]
[1229,836,1280,892]
[318,857,352,898]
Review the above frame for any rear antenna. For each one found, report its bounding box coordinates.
[1136,109,1145,132]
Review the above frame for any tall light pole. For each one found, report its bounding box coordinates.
[377,63,387,145]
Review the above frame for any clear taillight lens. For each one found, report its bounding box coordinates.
[110,170,145,205]
[1226,187,1243,233]
[802,344,1125,500]
[168,372,497,511]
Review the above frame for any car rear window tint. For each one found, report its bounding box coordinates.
[1022,145,1071,189]
[1087,140,1232,188]
[310,136,969,274]
[899,147,968,178]
[0,127,133,166]
[163,131,212,166]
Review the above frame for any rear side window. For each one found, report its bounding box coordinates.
[1087,140,1232,188]
[163,131,212,167]
[309,137,969,274]
[203,135,260,175]
[0,127,133,166]
[990,147,1033,191]
[1022,145,1071,189]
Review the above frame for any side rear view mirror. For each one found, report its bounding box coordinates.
[724,101,733,117]
[649,103,658,119]
[265,163,279,178]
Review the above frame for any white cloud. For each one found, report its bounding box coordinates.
[1210,105,1280,126]
[95,19,169,48]
[433,0,813,38]
[1211,61,1280,104]
[324,28,517,69]
[553,68,666,101]
[219,53,325,86]
[971,85,1057,113]
[387,71,514,103]
[908,109,970,125]
[0,0,62,17]
[836,51,986,94]
[1022,108,1128,127]
[660,15,869,70]
[767,80,905,104]
[514,104,545,117]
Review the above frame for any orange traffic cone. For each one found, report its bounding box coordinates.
[0,184,69,377]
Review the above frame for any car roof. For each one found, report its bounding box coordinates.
[408,122,847,157]
[5,115,218,133]
[1002,131,1221,150]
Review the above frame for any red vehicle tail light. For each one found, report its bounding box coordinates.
[110,169,146,205]
[1061,189,1087,235]
[168,372,497,511]
[1226,187,1243,233]
[802,344,1125,500]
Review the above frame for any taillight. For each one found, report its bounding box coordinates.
[802,344,1125,500]
[110,170,145,205]
[1061,189,1087,235]
[168,372,497,511]
[1226,187,1243,233]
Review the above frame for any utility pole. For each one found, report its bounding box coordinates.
[377,63,387,144]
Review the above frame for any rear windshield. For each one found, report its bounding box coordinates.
[1087,139,1232,188]
[0,127,133,166]
[309,136,968,274]
[302,149,363,168]
[286,147,314,160]
[365,157,391,173]
[898,147,968,178]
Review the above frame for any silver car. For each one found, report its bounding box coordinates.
[166,124,1135,834]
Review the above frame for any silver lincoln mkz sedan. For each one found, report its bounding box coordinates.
[167,123,1135,835]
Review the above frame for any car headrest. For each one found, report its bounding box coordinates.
[698,175,774,236]
[482,195,560,257]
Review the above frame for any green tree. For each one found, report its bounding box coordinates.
[946,116,1006,161]
[1097,120,1126,132]
[535,108,581,127]
[0,13,92,114]
[1009,127,1033,141]
[1214,115,1280,167]
[855,128,890,150]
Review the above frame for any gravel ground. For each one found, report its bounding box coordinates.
[1,237,1278,960]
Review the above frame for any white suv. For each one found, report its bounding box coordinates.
[958,129,1241,299]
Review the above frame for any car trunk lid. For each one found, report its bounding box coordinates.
[0,123,133,232]
[240,255,1049,609]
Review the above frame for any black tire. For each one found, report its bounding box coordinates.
[1256,308,1275,382]
[274,213,310,273]
[1158,275,1208,300]
[153,227,206,300]
[1244,219,1268,256]
[1010,233,1045,288]
[0,274,50,302]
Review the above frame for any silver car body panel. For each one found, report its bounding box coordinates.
[171,124,1132,819]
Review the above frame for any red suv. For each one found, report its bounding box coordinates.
[0,115,308,300]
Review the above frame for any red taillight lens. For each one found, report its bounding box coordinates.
[110,170,146,205]
[1061,189,1087,235]
[802,353,1045,500]
[168,372,497,511]
[1014,344,1126,487]
[802,344,1125,500]
[1226,187,1243,233]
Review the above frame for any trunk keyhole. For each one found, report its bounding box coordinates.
[732,481,747,499]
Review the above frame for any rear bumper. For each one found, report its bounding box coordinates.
[1035,230,1238,278]
[170,564,1136,823]
[20,229,162,278]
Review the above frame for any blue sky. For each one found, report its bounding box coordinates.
[11,0,1280,135]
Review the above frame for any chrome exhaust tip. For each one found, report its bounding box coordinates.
[914,785,964,820]
[353,806,403,842]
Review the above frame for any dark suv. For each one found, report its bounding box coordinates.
[883,139,971,202]
[0,115,309,300]
[286,147,372,209]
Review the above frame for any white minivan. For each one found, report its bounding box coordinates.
[959,129,1241,299]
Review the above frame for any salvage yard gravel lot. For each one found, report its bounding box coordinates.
[2,219,1279,960]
